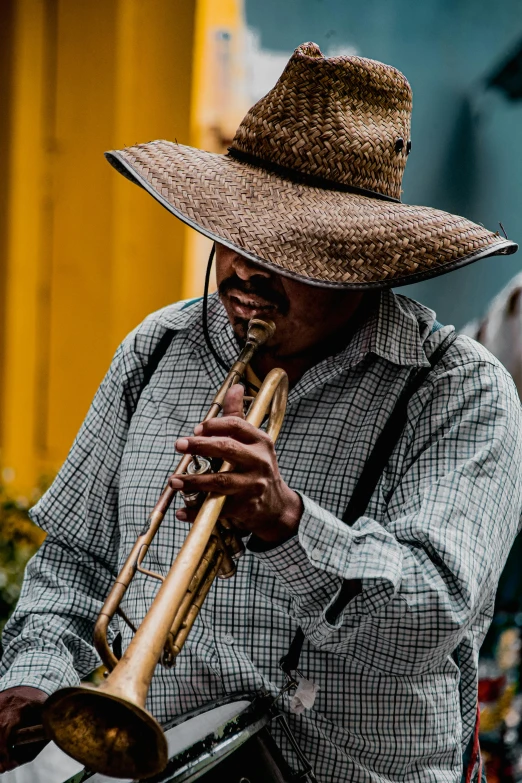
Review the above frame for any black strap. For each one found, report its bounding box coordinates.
[343,329,457,529]
[203,245,230,374]
[280,329,458,675]
[137,330,175,398]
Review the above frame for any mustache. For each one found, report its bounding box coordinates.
[218,274,289,315]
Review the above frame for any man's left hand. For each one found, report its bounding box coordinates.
[170,384,303,544]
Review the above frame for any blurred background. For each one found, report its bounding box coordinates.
[1,0,522,779]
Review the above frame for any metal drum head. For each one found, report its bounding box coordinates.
[164,700,251,760]
[153,698,269,782]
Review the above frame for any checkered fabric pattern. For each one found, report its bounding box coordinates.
[1,291,521,783]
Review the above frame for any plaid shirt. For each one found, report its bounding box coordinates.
[1,291,521,783]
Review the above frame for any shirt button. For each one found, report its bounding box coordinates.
[311,547,322,560]
[223,633,235,645]
[287,564,299,575]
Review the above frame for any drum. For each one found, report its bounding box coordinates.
[52,696,315,783]
[150,697,293,783]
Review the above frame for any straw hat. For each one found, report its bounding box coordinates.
[105,42,517,289]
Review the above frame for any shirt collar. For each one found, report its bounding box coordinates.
[341,290,434,369]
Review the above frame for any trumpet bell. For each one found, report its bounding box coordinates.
[43,685,167,778]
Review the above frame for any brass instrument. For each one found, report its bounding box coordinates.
[42,318,289,780]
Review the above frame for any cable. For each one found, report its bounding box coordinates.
[202,244,260,393]
[202,244,230,373]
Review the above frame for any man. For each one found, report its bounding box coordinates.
[0,42,521,782]
[462,272,522,397]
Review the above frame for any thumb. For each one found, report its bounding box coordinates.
[222,384,245,419]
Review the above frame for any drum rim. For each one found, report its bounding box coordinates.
[153,716,271,783]
[161,692,256,733]
[147,694,273,783]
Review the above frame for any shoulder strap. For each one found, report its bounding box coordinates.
[280,329,458,675]
[342,329,457,528]
[134,298,203,408]
[136,330,175,402]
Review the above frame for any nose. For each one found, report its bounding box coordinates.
[231,252,271,282]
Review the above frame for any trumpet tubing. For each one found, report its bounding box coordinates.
[42,319,289,780]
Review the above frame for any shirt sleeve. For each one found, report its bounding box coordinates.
[0,321,167,695]
[252,356,522,675]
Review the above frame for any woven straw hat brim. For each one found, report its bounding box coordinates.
[106,140,516,289]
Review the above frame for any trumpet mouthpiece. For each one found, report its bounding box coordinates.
[247,318,276,347]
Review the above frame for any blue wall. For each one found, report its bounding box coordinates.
[245,0,522,328]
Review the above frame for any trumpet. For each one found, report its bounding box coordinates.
[41,318,289,779]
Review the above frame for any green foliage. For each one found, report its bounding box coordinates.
[0,479,50,634]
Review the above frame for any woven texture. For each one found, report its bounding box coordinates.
[105,42,516,288]
[231,42,412,200]
[108,141,512,287]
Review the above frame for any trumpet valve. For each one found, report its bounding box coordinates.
[212,523,238,580]
[217,551,237,580]
[180,456,212,508]
[219,518,245,553]
[218,518,245,559]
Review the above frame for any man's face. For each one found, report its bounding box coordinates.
[215,243,364,360]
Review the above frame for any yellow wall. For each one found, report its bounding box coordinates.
[0,0,196,493]
[0,0,251,494]
[182,0,250,298]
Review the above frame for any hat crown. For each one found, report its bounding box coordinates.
[230,42,412,200]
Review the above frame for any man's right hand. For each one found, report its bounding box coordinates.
[0,686,49,772]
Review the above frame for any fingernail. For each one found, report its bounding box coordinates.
[194,424,203,435]
[176,438,189,452]
[170,477,184,489]
[176,509,187,520]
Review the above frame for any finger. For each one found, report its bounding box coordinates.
[0,758,18,773]
[193,386,245,436]
[175,507,198,523]
[222,384,246,419]
[170,471,251,496]
[175,436,262,468]
[194,416,271,445]
[176,505,253,534]
[177,504,243,525]
[0,748,13,773]
[10,739,48,768]
[0,733,18,773]
[228,518,255,534]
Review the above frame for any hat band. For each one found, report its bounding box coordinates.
[227,147,401,203]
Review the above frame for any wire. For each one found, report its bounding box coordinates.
[202,244,230,373]
[202,244,261,394]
